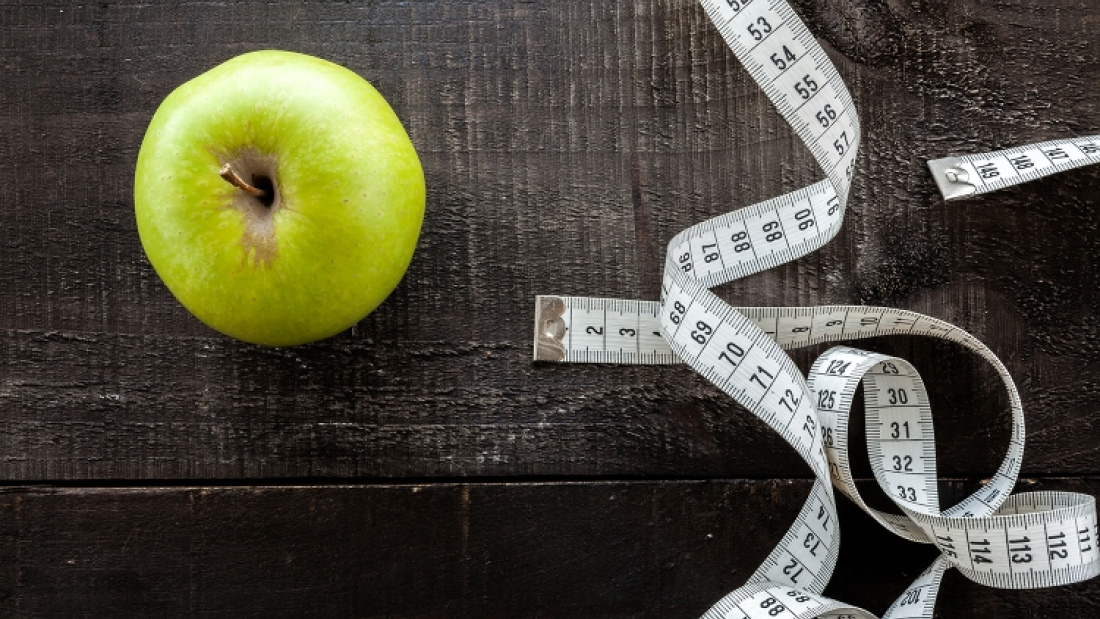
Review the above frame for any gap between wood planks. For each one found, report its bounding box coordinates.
[0,474,1090,489]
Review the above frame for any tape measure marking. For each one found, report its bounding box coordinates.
[810,351,941,528]
[534,296,676,364]
[533,0,1100,615]
[929,136,1100,200]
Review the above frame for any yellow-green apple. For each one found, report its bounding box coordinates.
[134,50,424,346]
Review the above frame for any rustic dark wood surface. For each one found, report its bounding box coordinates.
[1,0,1099,616]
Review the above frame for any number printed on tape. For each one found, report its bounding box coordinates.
[531,0,1100,616]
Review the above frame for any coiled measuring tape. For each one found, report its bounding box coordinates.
[531,0,1100,617]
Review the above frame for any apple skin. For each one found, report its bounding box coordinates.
[135,50,424,346]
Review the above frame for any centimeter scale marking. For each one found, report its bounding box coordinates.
[537,301,982,361]
[929,137,1100,201]
[533,0,1100,617]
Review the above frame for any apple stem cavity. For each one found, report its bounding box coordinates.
[219,163,270,202]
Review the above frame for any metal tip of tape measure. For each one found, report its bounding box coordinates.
[927,157,977,201]
[533,296,567,361]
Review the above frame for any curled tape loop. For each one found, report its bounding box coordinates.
[533,0,1099,615]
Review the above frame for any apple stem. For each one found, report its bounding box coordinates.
[219,163,269,199]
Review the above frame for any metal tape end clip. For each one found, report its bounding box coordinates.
[533,296,567,362]
[927,157,977,201]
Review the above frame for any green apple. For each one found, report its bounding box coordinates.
[135,50,424,346]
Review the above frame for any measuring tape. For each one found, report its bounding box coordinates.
[532,0,1100,616]
[928,137,1100,201]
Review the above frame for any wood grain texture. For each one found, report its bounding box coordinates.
[0,478,1095,619]
[1,0,1099,616]
[0,329,1036,480]
[0,0,1098,481]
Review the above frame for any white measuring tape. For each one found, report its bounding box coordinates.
[928,137,1100,201]
[532,0,1100,616]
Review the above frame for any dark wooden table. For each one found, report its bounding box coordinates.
[2,0,1099,616]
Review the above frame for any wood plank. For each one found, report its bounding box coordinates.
[0,1,1096,487]
[0,478,1095,618]
[0,328,1077,480]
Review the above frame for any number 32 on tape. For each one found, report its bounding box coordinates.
[532,0,1100,617]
